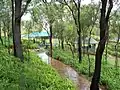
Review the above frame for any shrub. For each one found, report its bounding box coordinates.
[22,40,39,49]
[0,45,75,90]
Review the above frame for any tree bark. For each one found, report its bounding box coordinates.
[3,27,7,47]
[0,21,3,45]
[77,0,82,63]
[50,24,53,62]
[61,39,64,50]
[11,0,31,61]
[7,25,10,54]
[14,0,24,61]
[90,0,113,90]
[114,29,120,70]
[63,0,82,62]
[11,0,15,54]
[67,43,74,58]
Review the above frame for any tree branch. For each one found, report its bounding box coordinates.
[109,2,120,18]
[106,0,113,22]
[20,0,31,18]
[73,0,77,8]
[63,0,77,26]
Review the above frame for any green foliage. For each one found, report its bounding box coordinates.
[107,43,120,57]
[22,40,39,49]
[53,48,120,90]
[0,45,75,90]
[0,37,13,47]
[52,48,95,75]
[101,65,120,90]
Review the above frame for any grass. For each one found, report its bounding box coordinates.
[0,45,75,90]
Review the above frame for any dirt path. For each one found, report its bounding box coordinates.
[51,59,93,90]
[37,51,104,90]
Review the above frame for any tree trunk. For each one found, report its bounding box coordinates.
[0,22,3,45]
[82,31,85,56]
[3,27,7,47]
[49,24,53,62]
[13,0,23,61]
[90,0,113,90]
[61,39,64,50]
[87,37,91,77]
[114,29,120,70]
[77,0,82,63]
[67,42,74,58]
[11,0,14,54]
[105,40,108,64]
[7,25,10,54]
[78,32,82,63]
[58,39,61,48]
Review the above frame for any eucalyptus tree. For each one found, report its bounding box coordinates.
[64,21,77,58]
[90,0,113,89]
[0,0,12,54]
[58,0,82,62]
[80,3,100,76]
[80,3,100,56]
[53,20,65,49]
[11,0,31,61]
[36,0,60,60]
[110,12,120,69]
[53,4,68,50]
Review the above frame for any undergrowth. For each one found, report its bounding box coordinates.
[0,45,75,90]
[52,48,120,90]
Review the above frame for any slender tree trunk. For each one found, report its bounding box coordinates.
[11,0,15,54]
[61,39,64,50]
[7,25,10,54]
[77,0,82,63]
[105,22,110,64]
[72,44,75,52]
[114,29,120,70]
[50,24,53,62]
[58,39,61,48]
[87,37,92,77]
[105,40,108,64]
[0,22,3,45]
[82,31,85,56]
[90,0,113,90]
[3,28,7,47]
[64,0,82,62]
[67,42,74,58]
[13,0,23,61]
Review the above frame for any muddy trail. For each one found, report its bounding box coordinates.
[37,52,105,90]
[51,59,91,90]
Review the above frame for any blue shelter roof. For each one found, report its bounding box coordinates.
[23,30,50,38]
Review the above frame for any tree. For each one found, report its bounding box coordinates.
[90,0,113,90]
[110,12,120,69]
[11,0,31,61]
[59,0,82,62]
[39,0,59,61]
[0,21,3,45]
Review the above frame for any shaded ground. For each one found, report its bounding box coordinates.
[51,59,91,90]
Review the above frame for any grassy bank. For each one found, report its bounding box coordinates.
[0,45,75,90]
